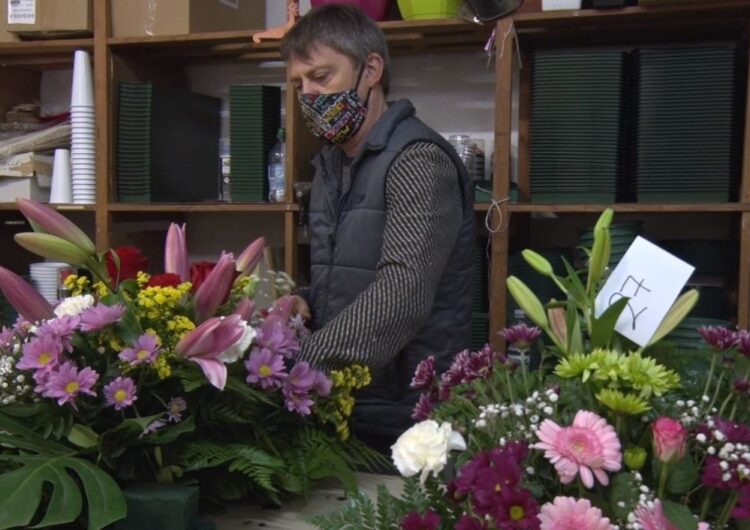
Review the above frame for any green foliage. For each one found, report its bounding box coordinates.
[308,483,413,530]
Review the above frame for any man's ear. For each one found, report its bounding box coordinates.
[363,52,384,88]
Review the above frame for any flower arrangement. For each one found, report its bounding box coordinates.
[311,209,750,530]
[0,199,380,530]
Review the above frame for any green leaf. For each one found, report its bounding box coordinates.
[591,296,630,349]
[561,256,588,307]
[143,415,195,445]
[661,499,698,530]
[566,297,583,354]
[0,455,125,530]
[668,457,699,495]
[67,423,99,449]
[609,473,638,520]
[0,410,72,455]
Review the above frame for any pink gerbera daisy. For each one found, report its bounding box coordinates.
[539,497,615,530]
[635,499,710,530]
[535,410,621,488]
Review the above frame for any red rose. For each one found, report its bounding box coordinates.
[147,273,182,288]
[106,246,148,285]
[190,261,216,292]
[652,417,688,463]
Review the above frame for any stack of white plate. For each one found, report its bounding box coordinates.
[30,262,70,304]
[70,50,96,204]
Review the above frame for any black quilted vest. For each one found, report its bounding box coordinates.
[307,99,475,440]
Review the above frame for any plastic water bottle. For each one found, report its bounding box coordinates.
[267,127,286,203]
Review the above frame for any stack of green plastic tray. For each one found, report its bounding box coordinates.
[0,291,16,327]
[665,317,734,350]
[530,50,627,204]
[634,47,739,203]
[229,85,281,202]
[117,82,221,203]
[471,238,490,350]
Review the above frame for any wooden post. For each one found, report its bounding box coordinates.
[93,0,111,252]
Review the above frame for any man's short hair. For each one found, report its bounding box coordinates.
[281,4,391,95]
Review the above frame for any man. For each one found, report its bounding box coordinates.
[281,4,475,449]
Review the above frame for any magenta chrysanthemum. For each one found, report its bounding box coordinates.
[698,326,737,352]
[43,361,99,410]
[103,376,137,411]
[245,347,287,389]
[119,333,160,366]
[535,410,622,488]
[635,499,709,530]
[411,356,436,390]
[79,303,126,332]
[499,323,542,349]
[538,497,615,530]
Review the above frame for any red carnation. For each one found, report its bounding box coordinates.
[147,273,182,288]
[190,261,216,291]
[106,246,148,285]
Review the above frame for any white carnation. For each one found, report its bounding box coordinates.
[217,321,256,364]
[390,420,465,483]
[54,294,95,317]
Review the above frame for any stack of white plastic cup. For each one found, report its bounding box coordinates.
[70,50,96,204]
[49,149,72,204]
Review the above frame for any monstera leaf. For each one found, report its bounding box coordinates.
[0,410,126,529]
[0,455,126,529]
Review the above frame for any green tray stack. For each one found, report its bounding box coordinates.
[634,47,739,203]
[530,50,627,204]
[229,85,281,202]
[117,82,221,203]
[578,222,643,268]
[471,238,489,350]
[0,291,16,327]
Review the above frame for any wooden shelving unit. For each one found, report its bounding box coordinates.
[490,0,750,351]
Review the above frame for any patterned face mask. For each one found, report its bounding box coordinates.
[298,66,370,145]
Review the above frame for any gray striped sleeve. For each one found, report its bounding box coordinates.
[297,141,463,371]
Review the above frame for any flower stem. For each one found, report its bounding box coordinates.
[699,489,714,520]
[717,489,739,528]
[702,352,719,401]
[519,348,530,397]
[504,367,515,403]
[708,370,727,415]
[658,462,669,499]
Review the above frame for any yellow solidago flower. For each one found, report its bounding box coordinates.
[154,354,172,379]
[136,271,150,287]
[555,352,600,382]
[596,388,651,415]
[621,351,680,398]
[93,281,109,299]
[63,274,91,296]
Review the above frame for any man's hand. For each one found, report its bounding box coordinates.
[290,294,312,322]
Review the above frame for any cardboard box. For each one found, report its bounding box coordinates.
[110,0,265,38]
[0,152,53,178]
[0,1,18,42]
[5,0,92,38]
[0,174,51,202]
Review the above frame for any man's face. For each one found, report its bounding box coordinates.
[288,43,361,97]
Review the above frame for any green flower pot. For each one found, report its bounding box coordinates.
[397,0,463,19]
[113,483,206,530]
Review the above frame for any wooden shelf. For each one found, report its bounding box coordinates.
[0,38,93,68]
[106,19,492,61]
[513,0,750,45]
[107,203,299,213]
[0,203,95,212]
[509,203,750,213]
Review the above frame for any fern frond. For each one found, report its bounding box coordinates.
[228,446,284,493]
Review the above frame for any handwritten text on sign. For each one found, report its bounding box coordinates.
[594,236,695,347]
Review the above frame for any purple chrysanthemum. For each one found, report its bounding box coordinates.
[245,347,287,389]
[288,313,311,339]
[255,321,300,358]
[412,392,434,421]
[119,333,160,366]
[400,510,441,530]
[33,369,51,394]
[140,419,167,438]
[0,326,14,349]
[737,330,750,357]
[698,326,737,352]
[456,514,487,530]
[282,384,314,416]
[167,397,187,423]
[286,361,316,392]
[79,303,126,332]
[103,376,137,411]
[17,335,63,372]
[410,356,436,390]
[499,323,542,350]
[312,369,332,396]
[36,315,80,353]
[43,361,99,410]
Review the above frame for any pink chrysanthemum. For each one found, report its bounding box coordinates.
[79,303,126,332]
[103,376,137,411]
[119,333,160,366]
[635,499,709,530]
[43,361,99,410]
[17,335,63,372]
[535,410,621,488]
[539,497,615,530]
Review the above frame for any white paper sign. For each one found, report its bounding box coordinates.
[7,0,35,25]
[594,236,695,347]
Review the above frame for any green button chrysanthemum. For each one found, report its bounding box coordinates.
[596,388,651,415]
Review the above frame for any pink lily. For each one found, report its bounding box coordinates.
[164,223,189,282]
[193,252,236,322]
[16,198,96,255]
[0,266,54,322]
[233,298,255,321]
[174,314,246,390]
[236,237,265,277]
[264,295,294,327]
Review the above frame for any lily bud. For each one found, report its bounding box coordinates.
[14,232,91,266]
[175,314,246,390]
[233,298,255,321]
[164,223,189,282]
[236,237,265,276]
[522,249,553,277]
[507,276,548,329]
[547,307,568,347]
[193,252,236,322]
[16,198,96,255]
[648,289,699,347]
[0,266,54,322]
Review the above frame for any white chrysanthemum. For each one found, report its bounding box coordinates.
[54,294,95,317]
[217,321,256,364]
[390,420,465,483]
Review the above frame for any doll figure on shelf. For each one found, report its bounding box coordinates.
[252,0,300,44]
